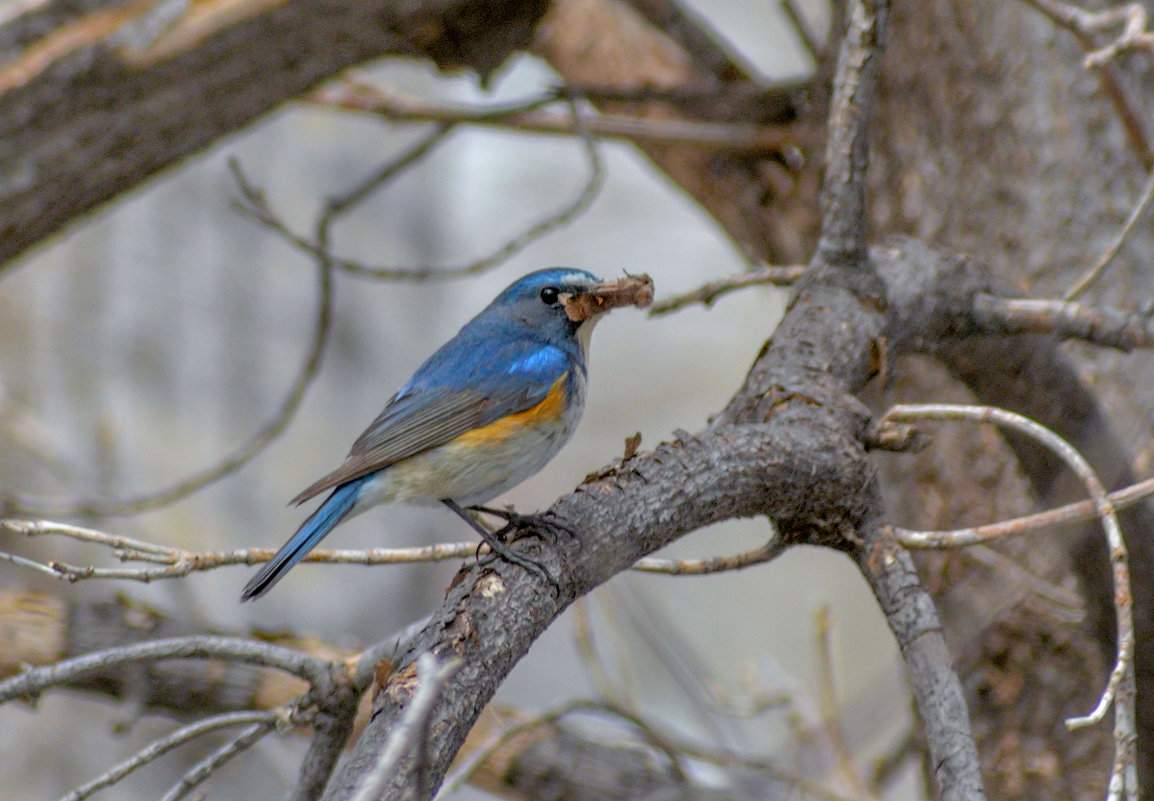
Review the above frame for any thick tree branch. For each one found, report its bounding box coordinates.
[816,0,886,266]
[323,423,876,801]
[858,523,988,799]
[0,0,550,267]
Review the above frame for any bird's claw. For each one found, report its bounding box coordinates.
[469,506,577,544]
[467,506,575,595]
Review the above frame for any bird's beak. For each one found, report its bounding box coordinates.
[562,274,655,322]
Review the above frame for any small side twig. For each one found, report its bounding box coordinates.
[632,538,785,573]
[240,90,606,283]
[2,192,335,518]
[1022,0,1154,67]
[308,80,796,153]
[781,0,823,62]
[970,294,1154,350]
[815,606,878,801]
[894,475,1154,549]
[0,635,332,702]
[1064,165,1154,299]
[61,710,282,801]
[570,596,631,706]
[648,265,806,316]
[159,720,277,801]
[1020,0,1154,168]
[961,545,1085,619]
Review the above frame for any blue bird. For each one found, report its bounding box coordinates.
[241,268,653,600]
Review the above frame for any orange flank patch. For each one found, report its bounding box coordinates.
[456,374,568,446]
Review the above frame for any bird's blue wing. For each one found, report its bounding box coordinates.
[289,336,572,505]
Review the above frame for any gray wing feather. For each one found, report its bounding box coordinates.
[289,384,540,506]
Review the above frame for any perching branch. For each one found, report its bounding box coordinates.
[1,518,789,582]
[970,295,1154,350]
[647,265,806,316]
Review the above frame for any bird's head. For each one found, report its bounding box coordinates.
[488,268,654,354]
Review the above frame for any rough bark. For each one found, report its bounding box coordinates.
[870,3,1154,796]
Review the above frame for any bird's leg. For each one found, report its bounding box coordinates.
[441,499,558,590]
[467,505,577,545]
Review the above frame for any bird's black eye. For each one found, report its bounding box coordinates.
[539,286,560,306]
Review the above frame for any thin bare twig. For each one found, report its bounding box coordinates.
[1020,0,1154,168]
[0,547,73,578]
[1064,166,1154,298]
[159,720,277,801]
[646,713,870,801]
[781,0,823,63]
[571,596,631,706]
[60,710,283,801]
[894,472,1154,549]
[815,607,879,801]
[0,635,332,702]
[3,517,792,582]
[882,403,1138,801]
[1023,0,1154,66]
[436,698,694,800]
[1,517,483,582]
[633,538,785,573]
[648,265,806,316]
[961,544,1085,618]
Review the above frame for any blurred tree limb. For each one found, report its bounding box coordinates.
[0,589,788,800]
[0,0,552,267]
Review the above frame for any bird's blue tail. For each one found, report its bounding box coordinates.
[240,481,361,601]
